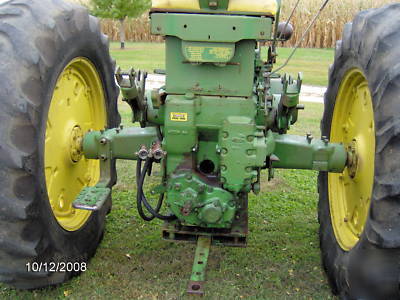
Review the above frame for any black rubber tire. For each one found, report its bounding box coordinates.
[0,0,119,289]
[319,4,400,300]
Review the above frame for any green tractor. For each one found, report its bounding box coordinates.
[0,0,399,298]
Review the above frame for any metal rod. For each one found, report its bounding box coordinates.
[272,0,332,75]
[270,0,282,56]
[187,236,212,296]
[278,0,301,40]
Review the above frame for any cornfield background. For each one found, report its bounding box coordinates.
[71,0,397,48]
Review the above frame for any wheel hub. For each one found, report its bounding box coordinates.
[70,125,84,163]
[346,139,359,178]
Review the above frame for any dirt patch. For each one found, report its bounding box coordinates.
[262,177,292,192]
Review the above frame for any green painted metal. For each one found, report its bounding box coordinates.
[167,172,235,228]
[272,134,347,172]
[181,41,236,63]
[73,186,111,211]
[151,0,279,17]
[83,127,158,160]
[165,37,256,97]
[187,236,212,295]
[150,13,273,97]
[116,68,148,125]
[219,116,269,193]
[151,13,273,43]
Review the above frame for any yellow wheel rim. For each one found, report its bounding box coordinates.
[45,58,107,231]
[328,68,375,251]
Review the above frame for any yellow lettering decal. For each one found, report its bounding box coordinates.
[170,112,188,122]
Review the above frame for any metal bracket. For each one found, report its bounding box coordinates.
[73,185,111,211]
[115,67,148,125]
[187,236,212,296]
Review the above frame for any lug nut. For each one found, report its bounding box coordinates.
[100,138,108,145]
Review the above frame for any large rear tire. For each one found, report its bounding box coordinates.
[0,0,119,289]
[319,4,400,299]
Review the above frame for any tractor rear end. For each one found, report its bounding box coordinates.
[80,0,346,293]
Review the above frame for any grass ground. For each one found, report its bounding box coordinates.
[110,42,334,86]
[0,44,336,299]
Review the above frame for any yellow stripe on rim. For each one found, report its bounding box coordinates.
[328,68,375,251]
[45,57,107,231]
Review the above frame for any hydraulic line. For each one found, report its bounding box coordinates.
[136,158,158,221]
[136,158,176,221]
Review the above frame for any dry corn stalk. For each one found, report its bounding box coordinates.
[99,0,396,48]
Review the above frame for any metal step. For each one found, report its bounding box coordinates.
[73,186,111,211]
